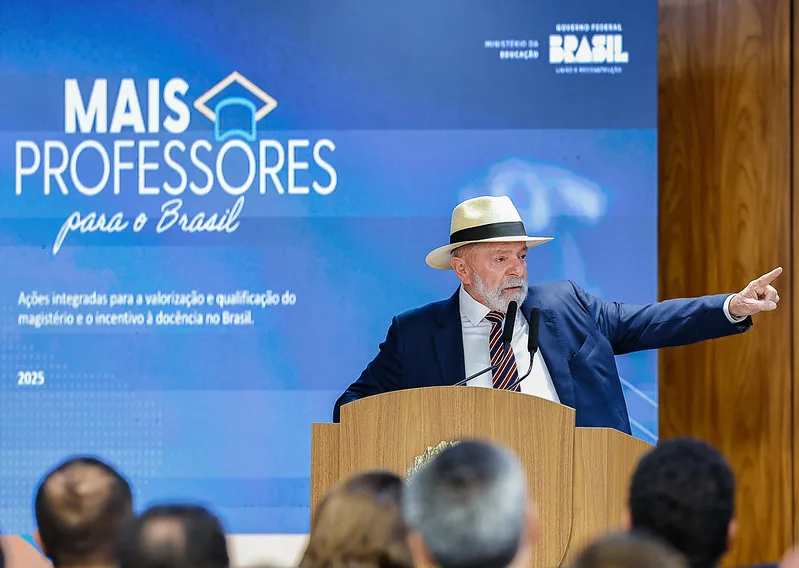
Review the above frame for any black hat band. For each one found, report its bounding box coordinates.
[449,221,528,245]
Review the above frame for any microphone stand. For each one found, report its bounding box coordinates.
[504,350,535,392]
[453,301,520,388]
[453,340,514,387]
[505,307,540,392]
[452,361,501,387]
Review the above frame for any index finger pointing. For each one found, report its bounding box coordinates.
[756,266,783,287]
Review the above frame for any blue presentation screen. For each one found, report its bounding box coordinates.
[0,0,657,534]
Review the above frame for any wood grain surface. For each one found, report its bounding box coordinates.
[658,0,793,564]
[337,387,575,568]
[793,0,799,548]
[314,388,651,568]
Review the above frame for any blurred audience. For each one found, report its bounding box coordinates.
[298,470,412,568]
[403,440,538,568]
[779,547,799,568]
[34,456,133,568]
[0,536,52,568]
[626,438,736,568]
[570,532,687,568]
[3,436,798,568]
[117,504,229,568]
[745,546,799,568]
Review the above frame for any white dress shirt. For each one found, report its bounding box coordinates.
[459,286,560,402]
[459,287,745,402]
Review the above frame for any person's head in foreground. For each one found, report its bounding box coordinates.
[779,546,799,568]
[403,439,538,568]
[425,195,552,313]
[299,470,412,568]
[569,532,687,568]
[117,503,230,568]
[117,504,229,568]
[626,437,736,568]
[34,456,133,568]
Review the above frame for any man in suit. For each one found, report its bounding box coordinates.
[333,196,781,433]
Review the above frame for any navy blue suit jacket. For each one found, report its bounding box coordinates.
[333,281,752,432]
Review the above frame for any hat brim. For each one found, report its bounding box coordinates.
[425,236,553,270]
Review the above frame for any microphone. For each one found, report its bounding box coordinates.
[504,307,540,392]
[527,307,540,356]
[501,301,517,352]
[452,302,518,387]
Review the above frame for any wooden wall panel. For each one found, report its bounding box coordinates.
[794,0,799,549]
[658,0,793,565]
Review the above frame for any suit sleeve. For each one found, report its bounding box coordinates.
[333,316,404,422]
[570,281,752,355]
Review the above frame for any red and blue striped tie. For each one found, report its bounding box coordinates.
[485,310,521,391]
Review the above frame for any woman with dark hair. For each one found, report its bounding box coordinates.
[299,471,413,568]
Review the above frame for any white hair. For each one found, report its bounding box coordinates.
[451,244,528,312]
[451,243,479,259]
[472,272,528,312]
[403,441,528,568]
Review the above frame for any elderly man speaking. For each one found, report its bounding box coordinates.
[333,195,781,433]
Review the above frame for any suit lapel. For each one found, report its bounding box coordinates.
[520,298,576,409]
[434,289,466,386]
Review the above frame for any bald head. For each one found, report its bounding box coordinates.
[35,457,133,567]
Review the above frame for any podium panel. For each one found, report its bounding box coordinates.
[312,387,652,567]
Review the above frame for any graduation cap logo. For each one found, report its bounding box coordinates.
[193,71,278,142]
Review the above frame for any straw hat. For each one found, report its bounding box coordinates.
[425,196,553,270]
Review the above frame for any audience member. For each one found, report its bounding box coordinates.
[0,535,52,568]
[9,440,794,568]
[34,456,133,568]
[117,504,229,568]
[403,440,538,568]
[745,546,799,568]
[626,438,736,568]
[779,547,799,568]
[298,470,412,568]
[569,532,687,568]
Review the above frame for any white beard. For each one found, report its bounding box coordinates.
[472,273,528,312]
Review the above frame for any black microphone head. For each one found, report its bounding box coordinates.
[528,307,540,353]
[502,301,518,344]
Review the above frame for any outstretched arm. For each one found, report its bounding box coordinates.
[333,317,404,422]
[572,267,781,355]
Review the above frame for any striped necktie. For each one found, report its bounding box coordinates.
[485,310,521,391]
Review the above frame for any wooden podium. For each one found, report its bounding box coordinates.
[311,387,653,567]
